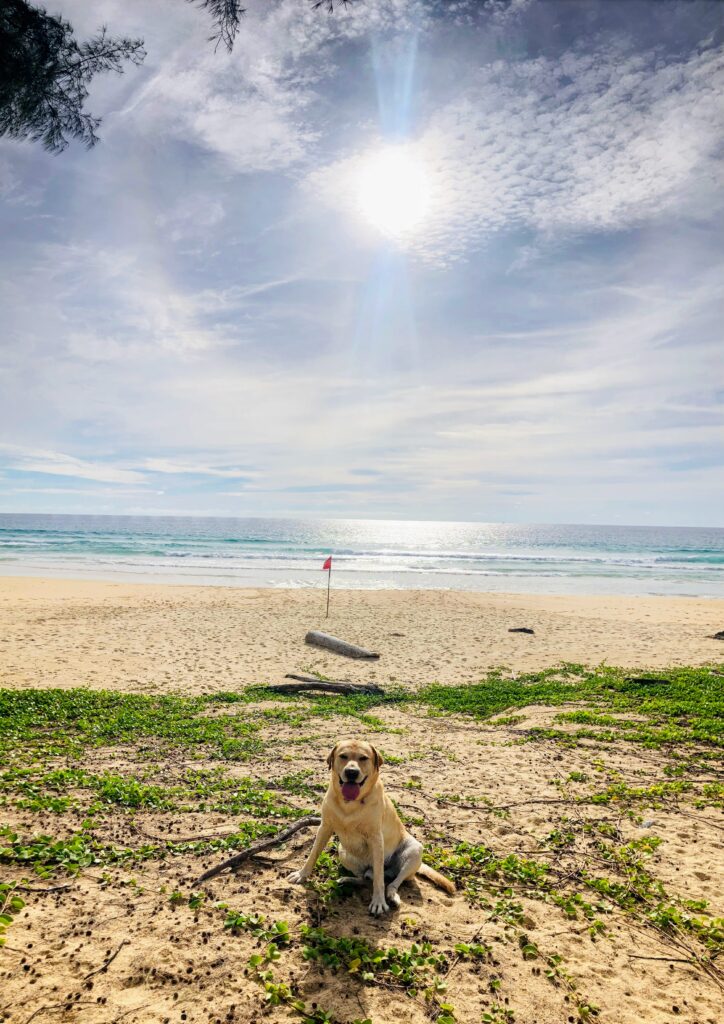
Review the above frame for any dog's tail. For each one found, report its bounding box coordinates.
[417,862,456,895]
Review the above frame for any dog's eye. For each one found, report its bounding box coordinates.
[339,754,348,760]
[358,755,369,762]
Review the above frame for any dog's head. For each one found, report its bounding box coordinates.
[326,738,383,804]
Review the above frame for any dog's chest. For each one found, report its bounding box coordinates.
[340,830,371,860]
[328,804,376,855]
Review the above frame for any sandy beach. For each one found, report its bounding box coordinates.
[1,576,723,1024]
[0,576,722,694]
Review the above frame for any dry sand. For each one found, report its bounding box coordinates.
[1,577,723,1024]
[1,576,723,693]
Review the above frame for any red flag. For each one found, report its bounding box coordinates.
[322,556,332,571]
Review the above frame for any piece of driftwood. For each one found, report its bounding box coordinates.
[305,630,380,660]
[275,674,385,696]
[193,815,321,886]
[508,627,535,634]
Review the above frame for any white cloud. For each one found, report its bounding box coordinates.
[8,487,158,495]
[29,242,235,359]
[0,445,146,485]
[121,0,428,172]
[142,458,256,478]
[309,43,724,261]
[155,195,225,242]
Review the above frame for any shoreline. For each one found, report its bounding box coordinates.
[1,563,723,599]
[1,576,722,693]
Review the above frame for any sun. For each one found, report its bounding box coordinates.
[357,146,430,238]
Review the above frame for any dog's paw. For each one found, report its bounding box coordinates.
[385,886,401,908]
[368,895,389,916]
[286,869,307,885]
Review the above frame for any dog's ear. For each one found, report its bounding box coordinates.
[370,745,383,770]
[326,744,338,770]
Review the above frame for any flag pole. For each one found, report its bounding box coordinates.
[326,560,331,618]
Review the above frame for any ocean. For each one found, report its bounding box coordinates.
[0,513,722,597]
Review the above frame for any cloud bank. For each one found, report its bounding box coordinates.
[0,0,722,525]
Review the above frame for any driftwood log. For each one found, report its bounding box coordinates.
[305,630,380,660]
[193,815,321,886]
[271,674,385,696]
[508,627,535,635]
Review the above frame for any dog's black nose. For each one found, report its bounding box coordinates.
[344,766,360,780]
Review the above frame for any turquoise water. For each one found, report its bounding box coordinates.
[0,514,723,597]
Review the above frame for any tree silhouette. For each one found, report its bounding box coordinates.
[0,1,250,151]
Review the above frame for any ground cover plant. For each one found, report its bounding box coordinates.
[0,663,722,1024]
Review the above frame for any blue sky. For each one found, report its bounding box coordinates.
[0,0,722,526]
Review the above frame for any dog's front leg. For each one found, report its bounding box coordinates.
[287,822,333,885]
[368,833,388,916]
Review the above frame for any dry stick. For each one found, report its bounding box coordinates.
[285,673,351,684]
[24,1002,97,1024]
[16,884,71,894]
[675,809,724,832]
[628,955,699,963]
[193,815,321,886]
[131,823,239,844]
[442,922,487,980]
[276,676,385,696]
[626,917,723,990]
[112,1006,150,1024]
[436,796,572,811]
[83,939,130,981]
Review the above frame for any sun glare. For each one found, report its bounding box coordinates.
[357,146,430,238]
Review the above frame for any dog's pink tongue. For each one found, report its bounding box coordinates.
[341,782,361,802]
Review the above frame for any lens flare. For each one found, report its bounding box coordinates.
[357,146,430,237]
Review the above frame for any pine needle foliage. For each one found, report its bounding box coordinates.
[0,0,144,151]
[0,0,246,151]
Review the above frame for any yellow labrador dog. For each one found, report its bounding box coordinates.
[287,738,455,915]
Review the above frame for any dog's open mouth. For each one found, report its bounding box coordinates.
[340,776,366,801]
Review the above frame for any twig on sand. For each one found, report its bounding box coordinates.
[443,923,487,980]
[112,1005,150,1023]
[627,954,698,964]
[83,939,130,980]
[16,884,72,894]
[675,809,724,832]
[25,1002,96,1024]
[131,823,239,844]
[436,796,572,812]
[193,815,321,886]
